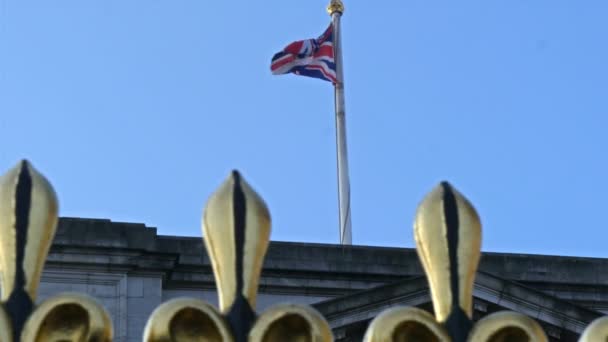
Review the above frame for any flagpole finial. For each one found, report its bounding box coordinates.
[327,0,344,15]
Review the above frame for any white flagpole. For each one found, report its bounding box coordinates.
[328,0,352,245]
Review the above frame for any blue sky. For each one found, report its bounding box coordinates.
[1,1,607,257]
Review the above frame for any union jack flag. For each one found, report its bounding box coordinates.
[270,24,337,83]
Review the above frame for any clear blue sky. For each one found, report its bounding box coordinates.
[1,1,607,257]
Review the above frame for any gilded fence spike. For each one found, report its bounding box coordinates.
[146,170,331,341]
[203,170,271,340]
[0,160,59,340]
[0,160,113,342]
[414,181,481,341]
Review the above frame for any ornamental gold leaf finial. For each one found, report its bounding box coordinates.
[413,181,481,340]
[0,160,59,339]
[363,181,551,342]
[0,160,113,342]
[203,170,271,315]
[0,160,58,303]
[364,181,480,342]
[203,170,271,340]
[145,170,331,342]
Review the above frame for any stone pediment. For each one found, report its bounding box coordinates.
[314,271,602,341]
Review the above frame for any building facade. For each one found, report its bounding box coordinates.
[33,217,607,341]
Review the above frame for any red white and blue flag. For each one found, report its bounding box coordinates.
[270,24,337,83]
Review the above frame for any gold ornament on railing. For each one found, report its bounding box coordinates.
[0,160,113,342]
[144,171,332,342]
[364,182,548,342]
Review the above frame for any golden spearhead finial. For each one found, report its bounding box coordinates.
[378,181,547,342]
[413,181,481,340]
[145,170,331,342]
[0,160,113,341]
[0,160,58,301]
[365,181,480,342]
[0,160,59,339]
[202,170,271,339]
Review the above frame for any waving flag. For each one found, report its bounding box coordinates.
[270,2,352,245]
[270,24,337,83]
